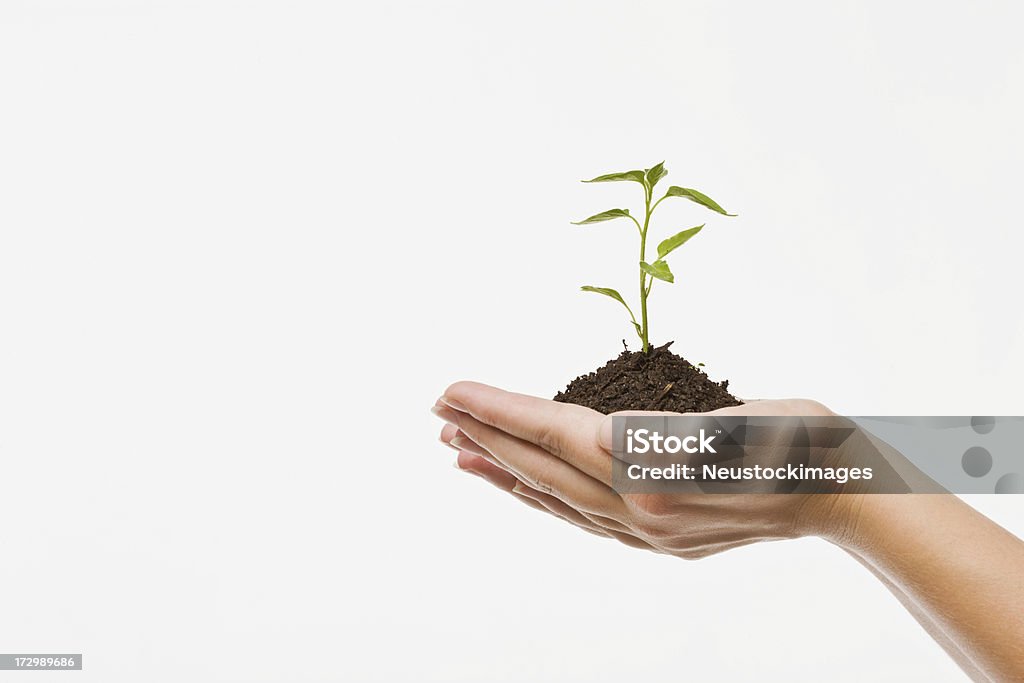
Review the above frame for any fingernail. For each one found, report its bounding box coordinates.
[440,395,468,412]
[452,459,463,470]
[450,435,469,450]
[431,405,459,425]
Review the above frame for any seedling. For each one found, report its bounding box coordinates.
[573,161,735,353]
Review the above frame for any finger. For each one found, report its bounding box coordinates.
[441,382,612,486]
[439,422,460,447]
[509,490,610,539]
[508,481,633,535]
[510,482,613,535]
[456,452,611,539]
[512,481,655,548]
[455,451,519,490]
[434,402,627,520]
[440,423,494,460]
[507,481,630,534]
[451,428,631,533]
[450,434,493,460]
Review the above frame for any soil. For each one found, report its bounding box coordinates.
[553,341,743,414]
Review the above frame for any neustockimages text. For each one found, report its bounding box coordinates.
[624,429,873,484]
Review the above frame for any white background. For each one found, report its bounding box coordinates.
[1,1,1023,681]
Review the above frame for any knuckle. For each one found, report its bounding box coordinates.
[524,474,554,496]
[533,421,566,458]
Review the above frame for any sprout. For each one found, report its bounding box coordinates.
[573,161,735,353]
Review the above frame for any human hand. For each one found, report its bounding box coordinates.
[432,382,856,559]
[433,383,1024,681]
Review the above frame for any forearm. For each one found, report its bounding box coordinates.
[828,494,1024,682]
[842,546,991,682]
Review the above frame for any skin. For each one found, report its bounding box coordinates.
[432,382,1024,682]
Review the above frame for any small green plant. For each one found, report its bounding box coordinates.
[572,161,735,353]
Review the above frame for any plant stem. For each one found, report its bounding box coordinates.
[639,183,652,353]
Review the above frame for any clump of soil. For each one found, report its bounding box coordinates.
[554,341,742,414]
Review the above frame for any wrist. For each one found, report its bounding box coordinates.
[794,493,872,548]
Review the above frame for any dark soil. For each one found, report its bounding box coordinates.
[554,341,742,414]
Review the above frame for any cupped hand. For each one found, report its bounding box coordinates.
[432,382,854,559]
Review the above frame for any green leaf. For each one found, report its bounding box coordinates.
[657,225,704,259]
[663,186,736,216]
[640,260,674,283]
[580,285,631,310]
[571,208,631,225]
[580,286,639,331]
[645,161,667,188]
[582,169,646,184]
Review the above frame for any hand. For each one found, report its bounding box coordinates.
[434,382,1024,681]
[432,381,853,559]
